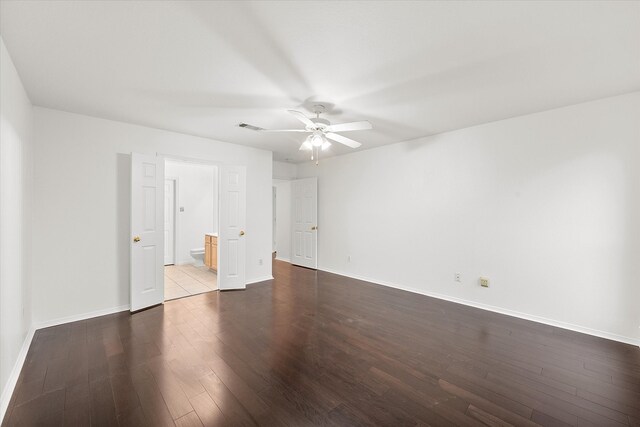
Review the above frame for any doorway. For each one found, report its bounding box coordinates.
[163,160,218,300]
[130,153,248,312]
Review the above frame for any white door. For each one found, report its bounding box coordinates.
[130,153,164,311]
[291,177,317,269]
[219,165,246,290]
[164,179,175,265]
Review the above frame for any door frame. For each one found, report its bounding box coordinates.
[164,176,179,266]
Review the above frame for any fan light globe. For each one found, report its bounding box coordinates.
[310,133,324,147]
[299,140,312,151]
[321,141,331,151]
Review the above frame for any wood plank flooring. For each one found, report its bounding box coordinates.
[3,260,640,426]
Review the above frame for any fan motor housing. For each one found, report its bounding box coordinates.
[311,117,330,128]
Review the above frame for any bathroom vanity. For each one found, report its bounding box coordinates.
[204,233,218,271]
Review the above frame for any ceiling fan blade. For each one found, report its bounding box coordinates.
[287,110,316,128]
[261,129,310,133]
[325,133,362,148]
[239,123,309,132]
[326,120,372,133]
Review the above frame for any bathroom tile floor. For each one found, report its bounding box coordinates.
[164,264,217,301]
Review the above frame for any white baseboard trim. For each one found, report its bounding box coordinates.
[35,304,130,330]
[1,325,36,422]
[246,275,274,285]
[275,257,291,263]
[320,267,640,347]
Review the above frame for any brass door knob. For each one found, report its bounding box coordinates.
[133,236,141,243]
[239,230,245,236]
[311,226,318,231]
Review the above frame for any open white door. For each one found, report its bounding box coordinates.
[130,153,164,311]
[291,177,317,269]
[218,165,246,290]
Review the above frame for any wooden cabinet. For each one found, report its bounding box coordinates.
[204,234,218,271]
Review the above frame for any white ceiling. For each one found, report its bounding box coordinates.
[1,1,639,162]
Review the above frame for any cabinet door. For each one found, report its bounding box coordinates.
[204,241,211,267]
[211,243,218,270]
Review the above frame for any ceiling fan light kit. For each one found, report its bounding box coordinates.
[238,104,372,164]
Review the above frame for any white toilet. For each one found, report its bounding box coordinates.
[190,248,205,266]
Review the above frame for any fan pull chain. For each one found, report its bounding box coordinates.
[310,146,320,165]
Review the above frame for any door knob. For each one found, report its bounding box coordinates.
[311,226,317,231]
[239,230,245,236]
[133,236,141,243]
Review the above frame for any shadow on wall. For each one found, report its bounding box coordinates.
[116,153,131,307]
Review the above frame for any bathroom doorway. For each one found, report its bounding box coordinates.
[163,159,218,300]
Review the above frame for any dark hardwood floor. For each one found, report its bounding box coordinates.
[3,260,640,426]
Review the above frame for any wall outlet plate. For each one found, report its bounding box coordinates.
[455,273,461,282]
[480,277,489,288]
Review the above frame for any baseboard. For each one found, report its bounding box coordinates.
[320,267,640,347]
[275,256,291,263]
[246,275,274,285]
[35,304,130,330]
[1,325,36,422]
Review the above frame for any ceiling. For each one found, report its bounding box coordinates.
[1,1,639,162]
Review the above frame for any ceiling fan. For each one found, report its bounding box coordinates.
[238,104,372,163]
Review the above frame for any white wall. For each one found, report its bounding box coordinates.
[272,161,297,262]
[273,179,293,262]
[298,92,640,344]
[0,38,33,417]
[273,160,297,180]
[165,160,217,265]
[32,108,273,324]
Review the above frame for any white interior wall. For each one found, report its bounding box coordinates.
[298,91,640,344]
[32,108,273,325]
[165,160,218,265]
[273,179,293,262]
[272,161,297,263]
[0,38,34,417]
[273,160,297,180]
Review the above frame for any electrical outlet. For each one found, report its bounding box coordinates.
[258,258,263,266]
[347,255,351,262]
[455,273,461,282]
[480,277,489,288]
